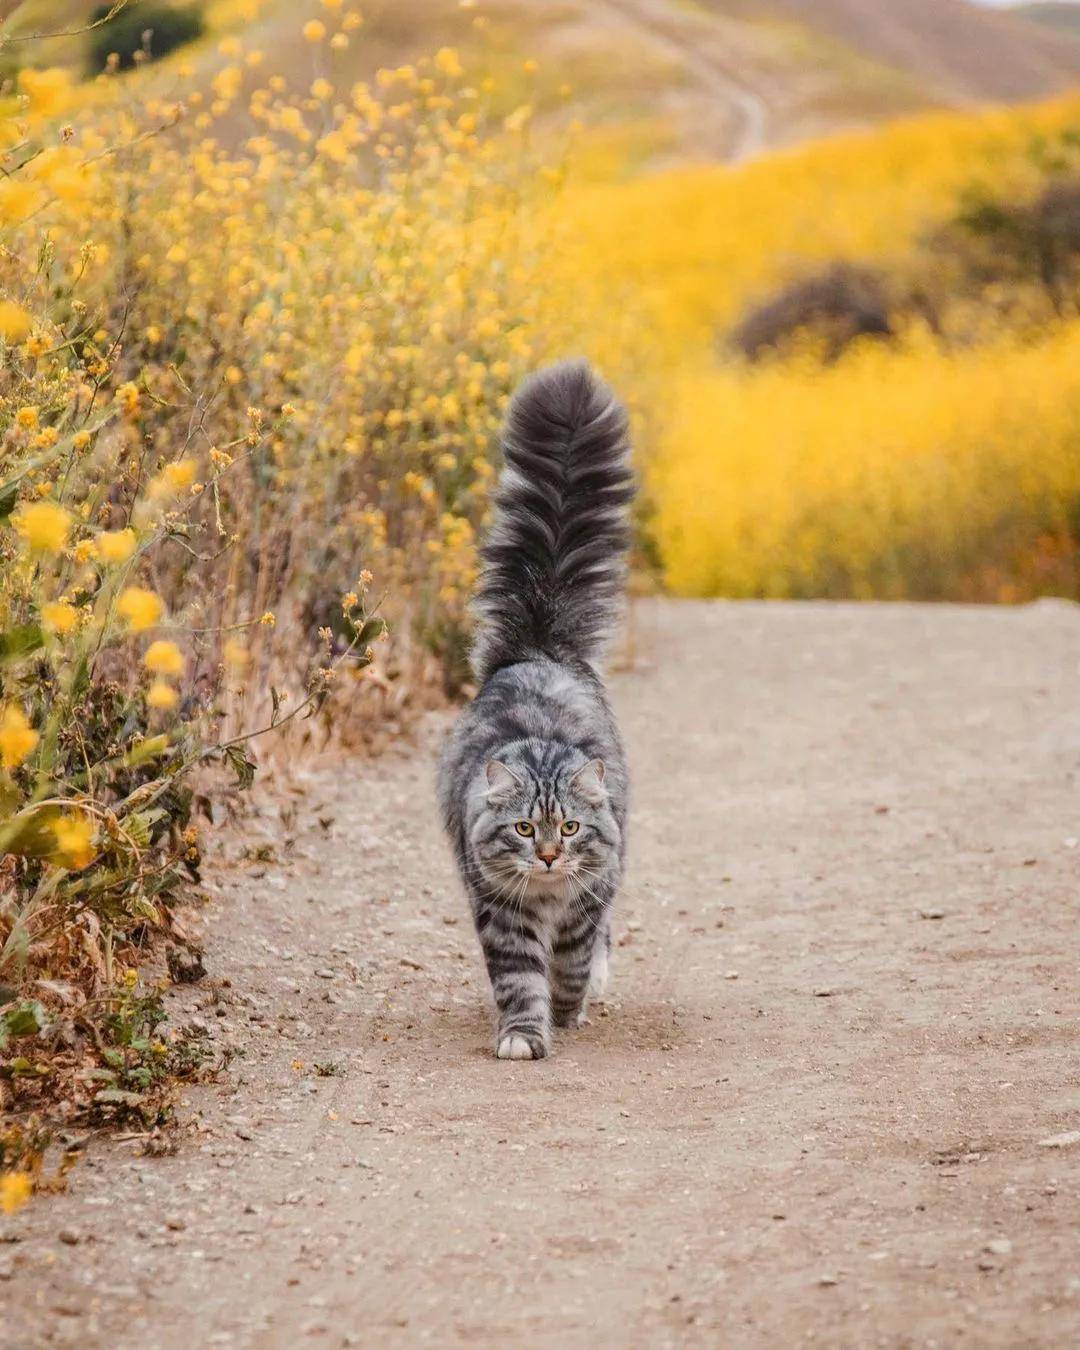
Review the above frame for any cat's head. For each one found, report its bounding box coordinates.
[469,752,619,895]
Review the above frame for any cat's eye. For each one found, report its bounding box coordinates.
[514,821,535,837]
[560,820,580,836]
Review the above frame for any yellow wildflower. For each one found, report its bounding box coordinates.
[42,600,79,635]
[223,639,250,668]
[0,704,38,770]
[0,1173,32,1216]
[0,177,43,222]
[19,67,71,117]
[144,640,184,676]
[303,19,326,42]
[51,812,97,871]
[117,587,164,632]
[259,610,276,626]
[13,500,72,553]
[115,381,139,414]
[157,460,197,494]
[16,406,39,430]
[435,48,463,79]
[72,430,92,451]
[147,681,179,711]
[0,301,32,343]
[96,528,137,564]
[342,591,358,611]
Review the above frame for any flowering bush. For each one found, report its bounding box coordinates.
[0,10,556,1186]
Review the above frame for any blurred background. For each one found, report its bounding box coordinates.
[6,0,1080,613]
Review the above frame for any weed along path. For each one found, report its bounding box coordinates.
[8,600,1080,1347]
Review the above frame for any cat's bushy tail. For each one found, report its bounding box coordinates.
[471,359,634,682]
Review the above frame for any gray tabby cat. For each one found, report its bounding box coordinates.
[438,359,634,1060]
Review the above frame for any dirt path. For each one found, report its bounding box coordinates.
[7,600,1080,1348]
[592,0,770,161]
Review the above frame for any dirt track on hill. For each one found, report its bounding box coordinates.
[6,600,1080,1348]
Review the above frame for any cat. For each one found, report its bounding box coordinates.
[437,359,634,1059]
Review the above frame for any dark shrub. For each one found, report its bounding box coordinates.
[732,263,897,362]
[87,2,204,74]
[945,177,1080,313]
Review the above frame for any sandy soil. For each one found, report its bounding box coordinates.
[5,600,1080,1348]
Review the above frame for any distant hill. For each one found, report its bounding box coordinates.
[715,0,1080,102]
[1015,3,1080,35]
[14,0,1080,169]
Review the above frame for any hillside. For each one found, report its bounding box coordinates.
[1017,2,1080,34]
[715,0,1080,103]
[9,0,1080,168]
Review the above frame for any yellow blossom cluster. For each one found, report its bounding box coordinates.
[548,91,1080,598]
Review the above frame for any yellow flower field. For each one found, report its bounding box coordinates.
[548,93,1080,598]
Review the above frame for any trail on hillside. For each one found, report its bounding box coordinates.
[7,600,1080,1348]
[593,0,770,160]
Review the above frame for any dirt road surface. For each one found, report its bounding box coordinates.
[6,600,1080,1347]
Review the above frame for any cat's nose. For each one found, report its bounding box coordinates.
[536,847,559,868]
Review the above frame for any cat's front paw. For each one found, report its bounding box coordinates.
[496,1030,548,1061]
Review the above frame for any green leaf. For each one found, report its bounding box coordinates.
[224,744,256,790]
[270,685,283,724]
[356,617,386,645]
[0,624,44,665]
[0,482,17,525]
[1,1057,50,1079]
[0,804,63,861]
[2,999,47,1040]
[93,1087,144,1107]
[122,810,153,850]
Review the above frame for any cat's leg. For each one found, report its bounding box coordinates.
[551,898,610,1029]
[474,898,552,1060]
[587,918,612,1002]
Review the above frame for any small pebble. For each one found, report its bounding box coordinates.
[1039,1131,1080,1148]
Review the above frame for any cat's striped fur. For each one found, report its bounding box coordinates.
[438,360,634,1059]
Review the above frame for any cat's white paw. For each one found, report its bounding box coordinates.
[587,945,610,1001]
[496,1033,541,1060]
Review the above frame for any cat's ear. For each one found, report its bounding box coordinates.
[485,760,523,797]
[571,758,606,804]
